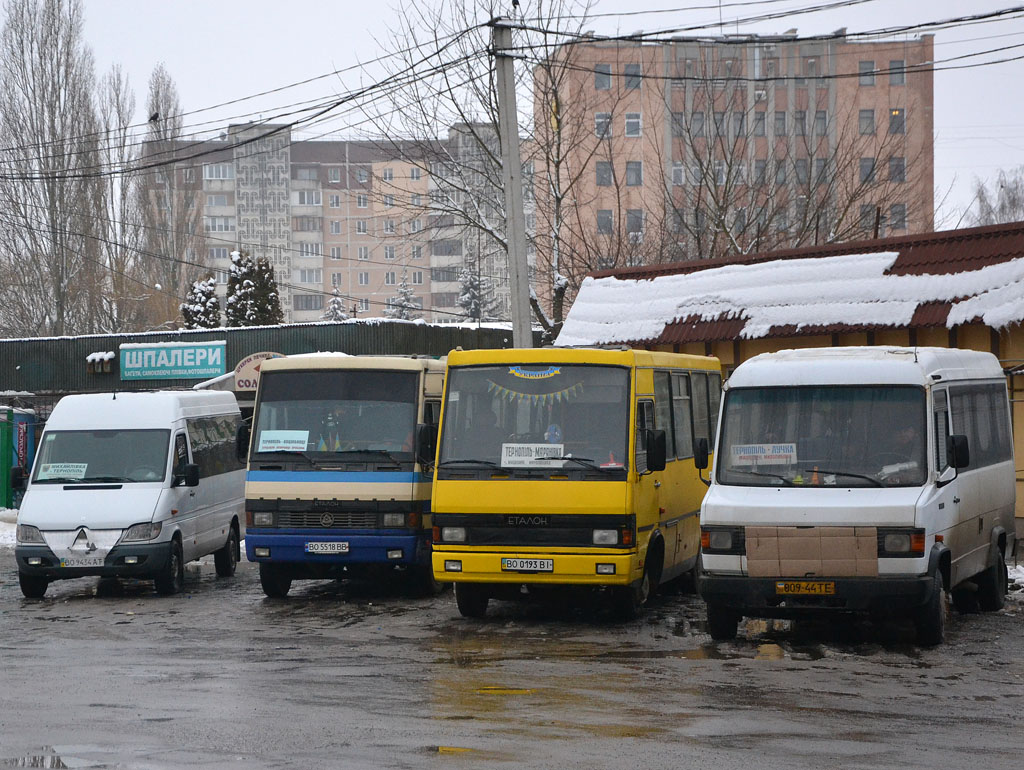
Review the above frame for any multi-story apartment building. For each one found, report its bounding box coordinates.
[531,31,934,313]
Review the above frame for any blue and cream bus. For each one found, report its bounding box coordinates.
[240,354,444,597]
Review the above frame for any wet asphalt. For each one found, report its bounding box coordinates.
[1,548,1023,770]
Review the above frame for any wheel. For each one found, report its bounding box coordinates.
[454,583,488,618]
[154,539,184,596]
[407,564,444,597]
[612,566,652,620]
[214,525,239,577]
[18,572,48,599]
[705,603,740,641]
[259,563,292,598]
[976,552,1008,612]
[914,570,946,646]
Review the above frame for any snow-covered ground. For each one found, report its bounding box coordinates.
[0,507,15,547]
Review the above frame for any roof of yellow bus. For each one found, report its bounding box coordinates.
[260,354,445,373]
[445,347,719,371]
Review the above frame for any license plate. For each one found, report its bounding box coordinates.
[501,558,554,572]
[775,581,836,596]
[59,556,105,568]
[305,541,349,554]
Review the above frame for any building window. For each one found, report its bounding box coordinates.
[209,247,229,261]
[626,161,643,186]
[858,60,875,86]
[328,167,341,183]
[384,245,396,260]
[815,158,828,184]
[692,111,705,137]
[889,60,906,86]
[889,156,906,182]
[202,163,234,180]
[597,209,613,234]
[299,243,322,257]
[754,159,767,186]
[357,168,369,183]
[214,270,229,285]
[410,166,421,180]
[596,161,612,186]
[794,111,806,136]
[384,219,395,234]
[594,63,611,90]
[299,268,323,283]
[626,209,643,237]
[357,194,368,208]
[204,216,235,232]
[411,194,422,206]
[356,220,367,234]
[671,112,685,137]
[330,246,342,260]
[595,112,611,138]
[408,219,421,233]
[293,294,324,311]
[672,162,684,186]
[206,194,228,207]
[775,162,786,185]
[332,272,342,287]
[358,246,369,260]
[412,246,422,259]
[625,112,642,137]
[357,298,370,312]
[624,63,642,90]
[890,203,907,229]
[753,111,765,137]
[412,271,423,285]
[330,220,341,234]
[383,194,394,208]
[431,267,459,282]
[795,158,809,184]
[814,110,827,135]
[385,271,396,286]
[733,112,745,137]
[182,167,195,183]
[713,112,725,135]
[860,204,876,231]
[329,194,340,208]
[859,157,876,183]
[889,108,905,135]
[859,109,875,135]
[294,216,321,232]
[774,111,786,136]
[358,272,369,286]
[382,167,394,181]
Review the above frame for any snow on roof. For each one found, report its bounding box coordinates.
[85,351,115,362]
[556,250,1024,347]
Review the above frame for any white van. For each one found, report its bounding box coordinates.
[698,347,1015,645]
[14,391,246,598]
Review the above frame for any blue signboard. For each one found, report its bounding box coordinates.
[119,341,227,381]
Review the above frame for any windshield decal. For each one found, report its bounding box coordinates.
[258,430,309,452]
[487,380,583,405]
[508,366,561,379]
[37,462,88,480]
[501,443,565,467]
[730,443,798,466]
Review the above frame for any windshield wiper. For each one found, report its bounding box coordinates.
[334,449,402,465]
[438,459,501,469]
[801,468,884,488]
[254,449,322,467]
[81,475,129,483]
[37,476,89,484]
[549,455,618,473]
[727,469,794,486]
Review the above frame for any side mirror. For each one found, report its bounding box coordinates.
[183,463,200,487]
[10,465,25,490]
[646,429,667,472]
[416,423,438,466]
[947,434,969,470]
[235,422,251,464]
[694,437,709,471]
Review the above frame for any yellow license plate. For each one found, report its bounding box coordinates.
[775,581,836,596]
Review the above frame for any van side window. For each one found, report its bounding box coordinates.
[173,433,189,482]
[933,391,949,472]
[950,383,1013,469]
[187,415,245,477]
[653,371,675,459]
[672,373,693,459]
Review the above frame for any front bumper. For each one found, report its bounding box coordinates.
[432,548,640,587]
[15,542,171,581]
[245,529,429,567]
[698,572,937,617]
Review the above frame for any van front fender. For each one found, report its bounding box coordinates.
[927,542,950,589]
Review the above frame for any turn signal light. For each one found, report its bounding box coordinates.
[700,529,711,549]
[910,532,926,555]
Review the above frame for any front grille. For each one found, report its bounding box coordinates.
[276,511,378,529]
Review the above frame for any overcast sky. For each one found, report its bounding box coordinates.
[69,0,1024,223]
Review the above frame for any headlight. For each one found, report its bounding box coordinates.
[593,529,618,545]
[441,526,466,542]
[382,513,405,527]
[883,533,911,553]
[253,512,273,527]
[16,524,44,544]
[709,530,733,551]
[121,522,162,543]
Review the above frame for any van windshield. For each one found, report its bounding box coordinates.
[438,364,630,475]
[717,385,927,488]
[252,370,418,460]
[33,429,171,483]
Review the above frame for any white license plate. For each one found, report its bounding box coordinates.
[59,556,105,568]
[501,557,554,572]
[305,541,349,554]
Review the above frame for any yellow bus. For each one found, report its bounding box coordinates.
[431,347,722,618]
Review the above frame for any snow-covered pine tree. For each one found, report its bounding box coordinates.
[384,268,421,320]
[249,256,284,325]
[321,288,350,321]
[457,260,499,321]
[226,250,284,327]
[180,275,221,329]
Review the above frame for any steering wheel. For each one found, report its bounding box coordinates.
[874,451,912,465]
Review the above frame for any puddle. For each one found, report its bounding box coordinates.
[1,748,108,768]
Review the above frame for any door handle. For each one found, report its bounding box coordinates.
[189,490,196,497]
[953,497,960,504]
[653,480,661,488]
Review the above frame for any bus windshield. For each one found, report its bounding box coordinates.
[33,429,171,483]
[252,370,418,459]
[439,364,630,472]
[717,385,927,488]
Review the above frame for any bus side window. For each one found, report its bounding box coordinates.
[691,372,710,451]
[425,400,441,426]
[672,373,693,459]
[636,400,654,452]
[708,373,722,450]
[654,371,675,460]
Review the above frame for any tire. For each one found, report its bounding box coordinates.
[454,582,488,618]
[612,566,652,621]
[214,525,239,578]
[706,602,740,641]
[18,572,48,599]
[154,539,184,596]
[951,586,979,614]
[259,563,292,598]
[976,552,1008,612]
[914,570,946,646]
[407,564,444,597]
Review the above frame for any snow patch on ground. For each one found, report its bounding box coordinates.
[0,508,16,547]
[1008,565,1024,603]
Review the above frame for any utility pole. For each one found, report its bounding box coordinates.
[491,17,533,348]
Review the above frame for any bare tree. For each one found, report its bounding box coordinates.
[968,166,1024,226]
[0,0,106,336]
